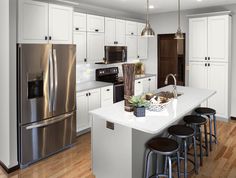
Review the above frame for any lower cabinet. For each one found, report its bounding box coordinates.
[134,76,156,96]
[134,79,143,96]
[101,86,114,107]
[76,88,100,132]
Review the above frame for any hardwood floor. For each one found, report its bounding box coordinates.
[0,120,236,178]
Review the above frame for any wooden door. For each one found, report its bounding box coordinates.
[158,34,185,88]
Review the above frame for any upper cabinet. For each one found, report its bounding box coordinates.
[48,4,73,44]
[137,37,148,59]
[18,0,49,43]
[18,0,73,44]
[105,17,126,46]
[126,35,138,60]
[73,12,87,32]
[87,15,104,33]
[189,15,230,62]
[126,21,138,36]
[73,32,87,63]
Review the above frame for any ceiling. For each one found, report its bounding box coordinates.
[63,0,236,14]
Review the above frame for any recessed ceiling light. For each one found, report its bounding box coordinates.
[149,5,154,9]
[197,0,202,2]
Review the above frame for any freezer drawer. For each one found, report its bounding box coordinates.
[20,111,76,167]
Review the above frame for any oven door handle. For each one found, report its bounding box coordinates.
[114,83,124,87]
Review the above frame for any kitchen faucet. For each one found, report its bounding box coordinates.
[164,74,178,99]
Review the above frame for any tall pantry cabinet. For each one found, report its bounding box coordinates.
[189,13,232,119]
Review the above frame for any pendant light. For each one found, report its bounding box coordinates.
[175,0,184,39]
[141,0,155,37]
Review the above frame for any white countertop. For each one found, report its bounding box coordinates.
[76,81,112,92]
[90,86,216,134]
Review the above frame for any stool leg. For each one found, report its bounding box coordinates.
[213,114,218,144]
[199,126,203,166]
[168,156,172,178]
[204,123,209,157]
[164,156,168,175]
[145,150,153,178]
[193,136,198,174]
[177,151,181,178]
[209,116,213,151]
[184,139,188,178]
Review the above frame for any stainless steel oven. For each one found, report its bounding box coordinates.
[105,46,127,64]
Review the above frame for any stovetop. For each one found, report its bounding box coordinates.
[96,67,124,85]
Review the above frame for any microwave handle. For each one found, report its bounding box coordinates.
[122,49,126,61]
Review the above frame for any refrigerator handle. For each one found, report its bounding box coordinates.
[49,49,54,112]
[53,49,58,111]
[25,112,74,130]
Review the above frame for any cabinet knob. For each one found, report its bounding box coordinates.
[138,81,141,84]
[131,32,134,35]
[106,89,110,91]
[208,57,210,60]
[208,63,210,67]
[49,36,52,40]
[45,36,48,40]
[84,58,87,62]
[75,27,79,31]
[205,63,207,67]
[95,29,99,32]
[86,93,88,96]
[137,55,140,58]
[89,93,91,96]
[205,57,207,60]
[148,78,151,81]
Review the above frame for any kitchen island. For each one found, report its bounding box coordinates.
[90,86,215,178]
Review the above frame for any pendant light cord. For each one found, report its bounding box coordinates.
[146,0,149,24]
[178,0,180,29]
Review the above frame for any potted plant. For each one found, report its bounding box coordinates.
[129,96,149,117]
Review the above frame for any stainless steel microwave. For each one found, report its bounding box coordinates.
[105,46,127,64]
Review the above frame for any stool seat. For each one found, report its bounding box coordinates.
[195,107,216,115]
[184,115,207,125]
[168,125,194,139]
[146,137,179,155]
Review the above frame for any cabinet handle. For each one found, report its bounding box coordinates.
[131,32,134,35]
[106,89,110,91]
[95,29,99,32]
[137,55,140,58]
[89,93,91,96]
[49,36,52,40]
[86,93,88,96]
[84,58,87,62]
[138,81,141,84]
[45,36,48,40]
[205,63,207,67]
[208,57,210,60]
[75,27,79,31]
[205,57,207,60]
[148,78,151,81]
[208,63,210,67]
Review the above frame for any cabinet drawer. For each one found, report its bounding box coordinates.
[101,86,113,101]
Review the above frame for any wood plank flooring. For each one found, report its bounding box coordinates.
[1,120,236,178]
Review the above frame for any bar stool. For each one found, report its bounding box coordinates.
[183,115,208,166]
[168,125,198,178]
[145,137,181,178]
[195,107,217,151]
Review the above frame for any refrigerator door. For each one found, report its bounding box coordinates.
[20,111,76,167]
[18,44,54,125]
[52,44,76,116]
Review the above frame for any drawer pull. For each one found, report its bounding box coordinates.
[106,89,110,91]
[106,121,114,130]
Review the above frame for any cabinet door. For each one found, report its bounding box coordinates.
[73,12,87,32]
[137,36,148,59]
[116,19,126,46]
[87,32,105,63]
[49,4,73,44]
[135,79,143,96]
[137,23,146,36]
[208,63,228,118]
[208,15,229,62]
[18,0,48,43]
[126,21,138,35]
[101,86,114,107]
[76,91,89,132]
[149,77,156,92]
[87,15,104,33]
[88,89,101,111]
[189,17,208,62]
[142,78,149,93]
[126,35,138,61]
[73,32,87,63]
[189,62,208,89]
[105,18,116,46]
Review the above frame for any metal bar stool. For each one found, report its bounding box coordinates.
[195,107,217,151]
[168,125,198,178]
[145,137,181,178]
[183,115,208,166]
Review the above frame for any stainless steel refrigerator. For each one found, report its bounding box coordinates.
[17,44,76,167]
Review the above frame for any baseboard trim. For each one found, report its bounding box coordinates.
[0,161,19,174]
[231,117,236,120]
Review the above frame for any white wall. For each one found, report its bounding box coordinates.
[146,4,236,117]
[0,0,18,168]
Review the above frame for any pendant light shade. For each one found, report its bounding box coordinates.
[141,0,155,37]
[175,0,184,39]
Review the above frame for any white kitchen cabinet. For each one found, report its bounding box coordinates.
[101,86,114,107]
[143,76,156,93]
[189,62,208,89]
[126,35,138,61]
[87,14,104,33]
[73,32,87,63]
[18,0,49,43]
[105,18,126,46]
[87,32,105,63]
[126,21,137,35]
[137,36,148,59]
[73,12,87,32]
[18,0,73,44]
[189,17,208,62]
[137,23,146,36]
[134,79,143,96]
[49,4,73,44]
[76,88,100,132]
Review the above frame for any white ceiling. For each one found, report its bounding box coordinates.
[70,0,236,14]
